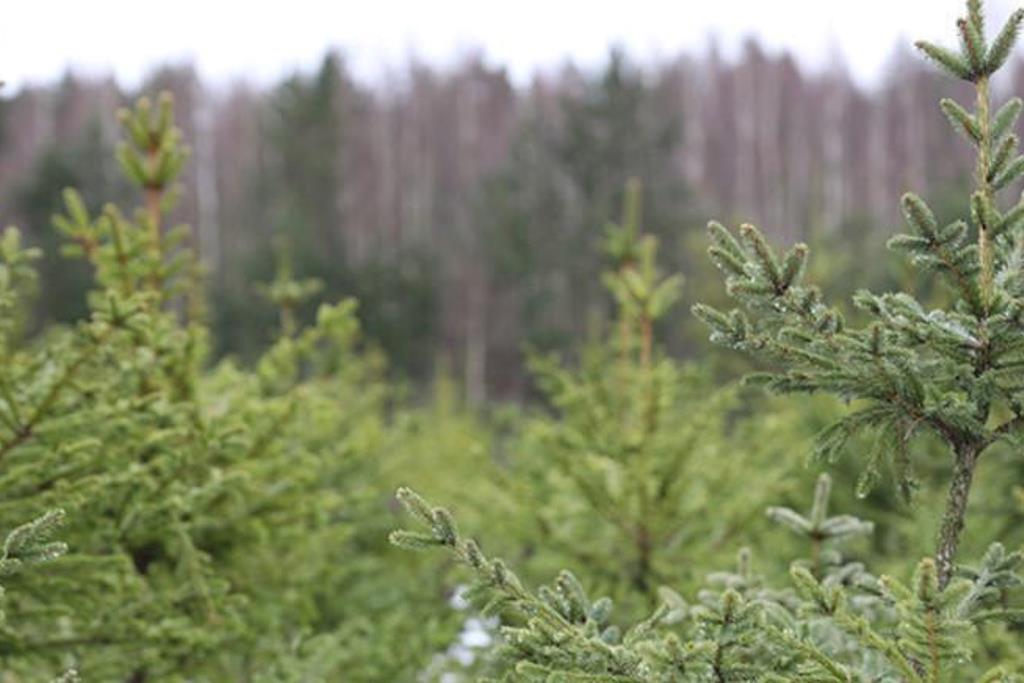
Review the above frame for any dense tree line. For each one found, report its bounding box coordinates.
[3,41,1024,398]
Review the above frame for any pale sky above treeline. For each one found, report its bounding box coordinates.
[1,0,1019,90]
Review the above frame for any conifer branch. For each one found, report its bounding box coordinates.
[941,98,983,144]
[115,93,191,301]
[991,97,1023,141]
[389,488,655,680]
[915,41,974,80]
[975,76,996,307]
[0,321,118,462]
[699,0,1024,589]
[988,9,1024,73]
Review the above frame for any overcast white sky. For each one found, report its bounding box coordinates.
[1,0,1018,91]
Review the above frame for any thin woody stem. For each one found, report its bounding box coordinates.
[145,136,165,296]
[933,71,998,589]
[976,75,994,307]
[936,442,979,588]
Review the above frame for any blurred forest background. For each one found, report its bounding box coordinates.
[0,41,1012,400]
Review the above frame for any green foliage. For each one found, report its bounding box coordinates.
[213,236,441,383]
[474,49,694,369]
[3,2,1024,680]
[0,92,463,680]
[694,0,1024,587]
[767,474,875,578]
[916,2,1024,81]
[393,2,1024,681]
[393,475,1024,681]
[0,509,67,578]
[0,511,72,682]
[255,236,324,337]
[0,227,41,340]
[464,186,823,631]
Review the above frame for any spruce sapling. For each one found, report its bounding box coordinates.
[694,0,1024,587]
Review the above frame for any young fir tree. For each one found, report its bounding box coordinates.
[0,92,463,680]
[692,0,1024,589]
[393,2,1024,680]
[474,180,822,618]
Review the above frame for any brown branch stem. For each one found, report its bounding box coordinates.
[935,441,980,588]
